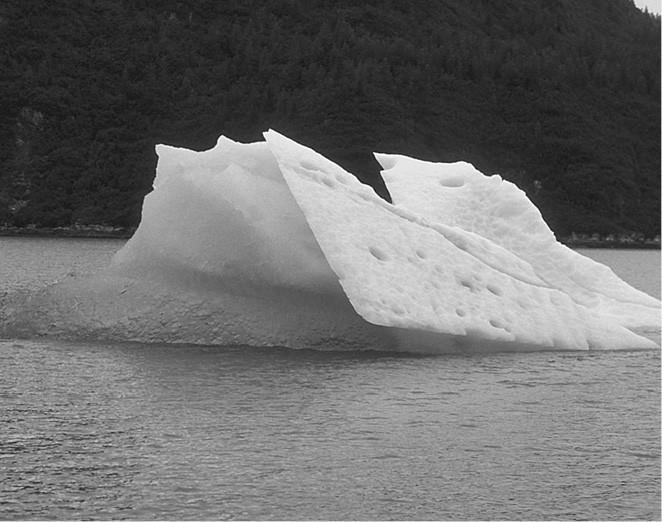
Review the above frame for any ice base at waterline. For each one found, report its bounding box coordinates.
[3,131,659,352]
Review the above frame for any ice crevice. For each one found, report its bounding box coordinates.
[2,129,659,353]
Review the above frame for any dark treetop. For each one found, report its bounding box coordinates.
[1,0,659,237]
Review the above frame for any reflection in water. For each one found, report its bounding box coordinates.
[1,340,659,520]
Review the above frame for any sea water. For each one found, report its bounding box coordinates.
[0,237,660,520]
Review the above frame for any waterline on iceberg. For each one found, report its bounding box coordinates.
[2,130,659,352]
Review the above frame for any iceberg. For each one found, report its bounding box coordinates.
[2,130,659,352]
[112,137,339,294]
[375,152,660,329]
[264,131,658,350]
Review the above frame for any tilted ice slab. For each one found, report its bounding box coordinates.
[375,153,660,330]
[264,130,658,350]
[3,130,658,351]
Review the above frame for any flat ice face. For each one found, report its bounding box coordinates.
[376,153,660,329]
[112,136,339,294]
[265,130,658,350]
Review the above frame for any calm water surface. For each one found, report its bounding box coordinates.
[0,238,660,520]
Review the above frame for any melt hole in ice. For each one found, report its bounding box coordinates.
[487,284,502,296]
[489,318,505,329]
[439,176,465,188]
[300,160,322,172]
[369,246,389,262]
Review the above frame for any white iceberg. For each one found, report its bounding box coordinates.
[376,152,660,329]
[3,130,659,352]
[264,130,658,350]
[113,137,339,294]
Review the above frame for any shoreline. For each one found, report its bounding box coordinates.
[0,226,135,239]
[1,226,659,249]
[562,239,660,250]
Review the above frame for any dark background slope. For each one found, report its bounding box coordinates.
[1,0,659,236]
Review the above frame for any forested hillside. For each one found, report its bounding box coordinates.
[1,0,659,237]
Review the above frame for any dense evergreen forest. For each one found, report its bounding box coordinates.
[1,0,660,237]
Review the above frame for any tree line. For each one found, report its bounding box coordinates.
[1,0,659,237]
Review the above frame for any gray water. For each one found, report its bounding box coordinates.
[0,238,660,520]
